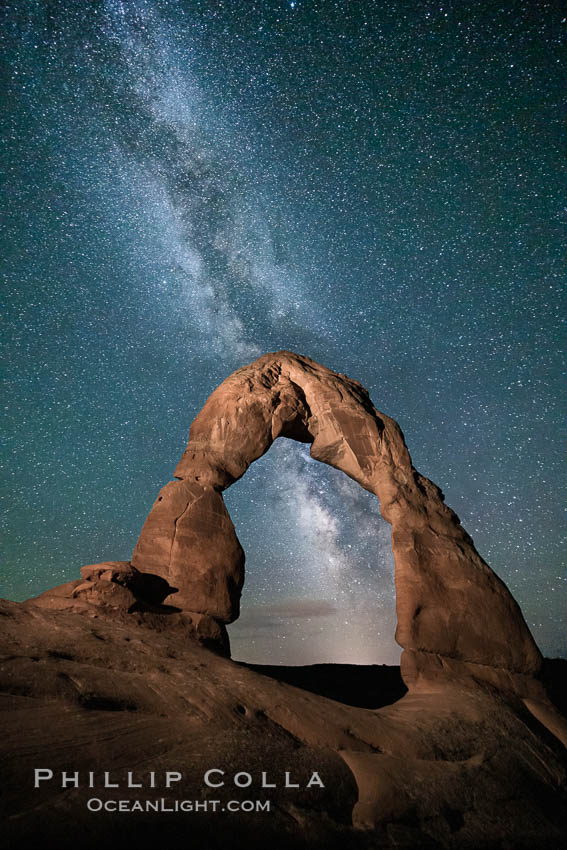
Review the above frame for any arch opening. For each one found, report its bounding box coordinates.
[223,437,399,667]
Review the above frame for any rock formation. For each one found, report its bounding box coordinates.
[132,350,544,698]
[2,351,566,849]
[30,560,230,655]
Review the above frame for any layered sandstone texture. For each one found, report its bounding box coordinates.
[2,598,566,850]
[132,351,542,694]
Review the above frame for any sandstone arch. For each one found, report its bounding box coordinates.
[132,351,542,692]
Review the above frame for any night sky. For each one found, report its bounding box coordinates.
[2,0,565,665]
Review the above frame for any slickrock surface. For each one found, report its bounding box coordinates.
[1,598,567,849]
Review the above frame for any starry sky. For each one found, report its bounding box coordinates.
[2,0,565,665]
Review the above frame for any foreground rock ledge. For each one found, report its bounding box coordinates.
[1,599,566,849]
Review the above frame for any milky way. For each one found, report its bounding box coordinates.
[2,0,565,663]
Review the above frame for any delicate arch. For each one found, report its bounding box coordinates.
[132,351,541,690]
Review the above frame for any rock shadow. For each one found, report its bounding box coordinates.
[240,662,407,709]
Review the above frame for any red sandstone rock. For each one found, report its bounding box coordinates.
[79,560,175,604]
[132,482,244,622]
[27,561,229,654]
[1,596,565,848]
[132,351,542,692]
[3,352,565,848]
